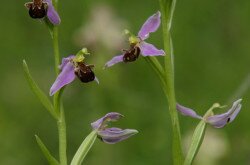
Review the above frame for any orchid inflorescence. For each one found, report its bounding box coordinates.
[23,0,243,164]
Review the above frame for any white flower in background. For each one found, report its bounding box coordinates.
[73,4,127,51]
[183,128,230,165]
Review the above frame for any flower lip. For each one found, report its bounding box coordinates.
[25,1,48,19]
[74,62,96,83]
[122,45,141,63]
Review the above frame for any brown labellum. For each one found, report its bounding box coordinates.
[25,0,48,19]
[74,62,95,83]
[123,46,141,63]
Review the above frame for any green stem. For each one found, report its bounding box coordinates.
[53,27,68,165]
[159,0,183,164]
[51,1,67,164]
[57,107,67,165]
[53,26,60,75]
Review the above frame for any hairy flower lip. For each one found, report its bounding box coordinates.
[91,112,138,144]
[176,99,242,128]
[104,11,165,68]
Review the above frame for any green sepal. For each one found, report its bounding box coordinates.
[184,121,207,165]
[35,135,59,165]
[23,60,57,119]
[70,130,97,165]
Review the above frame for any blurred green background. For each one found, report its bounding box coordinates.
[0,0,250,164]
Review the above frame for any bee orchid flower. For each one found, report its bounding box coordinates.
[91,112,138,144]
[50,48,98,96]
[176,99,242,128]
[25,0,61,25]
[104,11,165,68]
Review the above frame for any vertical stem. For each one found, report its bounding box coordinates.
[51,0,67,164]
[57,107,67,165]
[159,0,183,164]
[53,26,60,75]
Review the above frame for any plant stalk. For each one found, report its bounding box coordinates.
[51,0,67,164]
[159,0,183,164]
[57,107,67,165]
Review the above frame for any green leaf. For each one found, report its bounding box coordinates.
[35,135,59,165]
[23,60,57,119]
[184,121,207,165]
[70,131,97,165]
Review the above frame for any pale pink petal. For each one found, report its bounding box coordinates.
[138,11,161,40]
[44,0,61,25]
[139,42,165,56]
[50,61,75,96]
[104,55,124,68]
[176,104,203,120]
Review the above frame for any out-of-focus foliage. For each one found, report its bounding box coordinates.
[0,0,249,164]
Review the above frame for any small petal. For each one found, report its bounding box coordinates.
[59,55,74,70]
[206,99,242,128]
[104,55,124,68]
[44,0,61,25]
[139,42,165,56]
[138,11,161,40]
[91,112,123,130]
[94,77,99,84]
[98,127,138,144]
[176,103,203,119]
[50,61,75,96]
